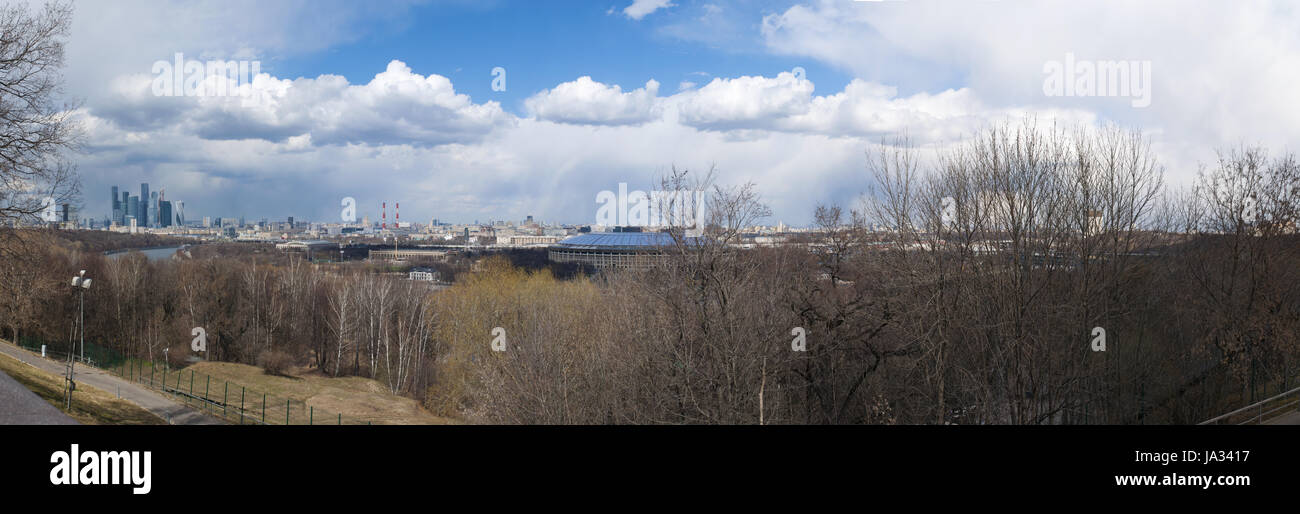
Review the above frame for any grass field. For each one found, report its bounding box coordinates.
[177,361,457,425]
[0,352,164,425]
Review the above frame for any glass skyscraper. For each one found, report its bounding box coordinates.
[139,183,149,229]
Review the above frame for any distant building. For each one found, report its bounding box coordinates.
[127,195,139,221]
[369,248,448,262]
[500,235,561,246]
[549,231,701,270]
[140,183,149,228]
[408,267,439,282]
[111,186,120,225]
[159,201,173,228]
[275,240,338,259]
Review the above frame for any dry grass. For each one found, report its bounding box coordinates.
[179,361,457,425]
[0,352,164,425]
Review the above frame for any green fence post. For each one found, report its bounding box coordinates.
[338,413,341,425]
[240,386,245,425]
[286,399,290,425]
[189,370,194,398]
[204,376,210,410]
[261,393,266,425]
[310,406,313,425]
[150,364,154,387]
[223,382,228,417]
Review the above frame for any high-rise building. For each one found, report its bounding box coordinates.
[111,186,120,224]
[127,195,139,220]
[139,183,149,228]
[174,201,185,226]
[159,200,172,228]
[120,192,129,225]
[150,191,159,228]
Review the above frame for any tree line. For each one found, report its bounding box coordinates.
[1,119,1297,424]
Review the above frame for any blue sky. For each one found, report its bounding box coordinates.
[52,0,1300,226]
[278,1,853,115]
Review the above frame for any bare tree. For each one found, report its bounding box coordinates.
[0,1,80,249]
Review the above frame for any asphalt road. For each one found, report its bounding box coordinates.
[1264,411,1300,425]
[0,341,222,425]
[0,367,78,425]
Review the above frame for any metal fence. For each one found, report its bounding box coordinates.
[13,337,372,425]
[1199,384,1300,425]
[15,337,121,370]
[110,359,373,425]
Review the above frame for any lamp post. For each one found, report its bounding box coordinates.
[66,270,91,410]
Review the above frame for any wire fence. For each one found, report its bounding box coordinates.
[15,336,121,369]
[110,359,372,425]
[13,337,372,425]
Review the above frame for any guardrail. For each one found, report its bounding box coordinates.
[1199,385,1300,425]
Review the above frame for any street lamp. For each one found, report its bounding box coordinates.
[66,270,91,410]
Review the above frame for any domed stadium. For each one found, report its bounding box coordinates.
[549,231,697,270]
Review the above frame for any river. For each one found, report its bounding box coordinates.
[105,245,186,261]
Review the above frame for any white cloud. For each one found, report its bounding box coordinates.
[93,60,513,147]
[674,72,814,130]
[759,0,1300,184]
[623,0,674,20]
[525,77,662,125]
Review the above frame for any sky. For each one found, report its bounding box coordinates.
[50,0,1300,226]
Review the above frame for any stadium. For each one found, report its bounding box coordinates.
[548,231,695,270]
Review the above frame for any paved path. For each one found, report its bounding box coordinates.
[1264,411,1300,425]
[0,341,222,425]
[0,367,78,425]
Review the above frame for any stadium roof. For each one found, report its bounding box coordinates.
[552,232,700,251]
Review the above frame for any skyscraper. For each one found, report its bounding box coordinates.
[174,201,185,227]
[127,195,139,221]
[150,191,159,228]
[159,200,172,228]
[120,192,129,225]
[111,186,120,225]
[139,183,149,229]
